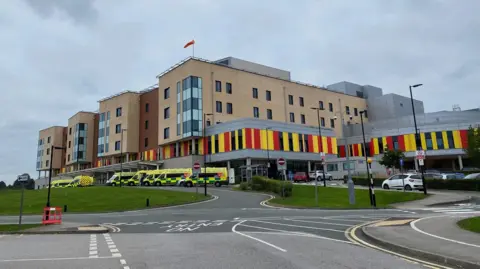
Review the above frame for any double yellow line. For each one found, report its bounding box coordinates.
[345,221,454,269]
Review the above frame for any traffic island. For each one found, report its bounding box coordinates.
[0,223,109,234]
[356,217,480,269]
[457,216,480,233]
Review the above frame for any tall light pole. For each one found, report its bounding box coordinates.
[266,127,272,178]
[203,113,213,196]
[310,106,327,188]
[119,128,127,187]
[360,110,376,207]
[46,145,66,220]
[409,84,427,195]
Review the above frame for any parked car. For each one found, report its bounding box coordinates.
[381,173,424,191]
[309,170,333,181]
[464,173,480,179]
[293,172,308,183]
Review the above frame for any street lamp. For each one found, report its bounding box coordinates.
[266,127,272,178]
[310,106,327,188]
[360,110,376,207]
[119,128,127,187]
[203,113,213,196]
[46,145,66,219]
[409,84,427,195]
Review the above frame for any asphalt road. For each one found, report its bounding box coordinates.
[0,186,474,268]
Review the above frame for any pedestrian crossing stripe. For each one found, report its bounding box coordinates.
[102,220,235,226]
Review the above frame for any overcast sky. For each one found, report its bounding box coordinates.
[1,0,479,184]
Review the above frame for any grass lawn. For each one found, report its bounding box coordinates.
[0,187,209,215]
[0,224,43,232]
[457,216,480,233]
[270,185,427,208]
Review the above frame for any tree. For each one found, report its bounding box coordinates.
[464,125,480,166]
[0,181,6,189]
[379,148,405,170]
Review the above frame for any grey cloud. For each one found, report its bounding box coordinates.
[23,0,98,25]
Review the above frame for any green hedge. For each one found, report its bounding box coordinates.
[250,176,293,197]
[351,176,480,191]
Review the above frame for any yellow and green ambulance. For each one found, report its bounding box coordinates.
[143,169,189,186]
[51,179,73,188]
[66,175,94,187]
[181,167,228,188]
[106,172,137,186]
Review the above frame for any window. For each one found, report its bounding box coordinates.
[215,81,222,92]
[330,119,335,128]
[253,107,259,118]
[78,137,84,145]
[299,97,304,107]
[300,114,306,124]
[115,124,121,134]
[266,90,271,101]
[164,87,170,99]
[115,141,121,151]
[47,136,51,143]
[68,141,71,148]
[116,107,122,117]
[227,103,233,114]
[288,95,293,105]
[252,88,258,99]
[327,163,338,172]
[321,117,325,127]
[364,110,368,118]
[436,132,444,149]
[425,133,433,150]
[164,127,170,139]
[267,109,272,120]
[226,82,232,94]
[145,103,149,112]
[354,108,358,116]
[69,128,72,135]
[319,101,324,110]
[67,154,70,162]
[343,162,355,170]
[216,101,223,113]
[346,106,350,115]
[164,107,170,119]
[46,148,50,155]
[328,103,333,112]
[289,112,295,123]
[46,160,49,167]
[145,120,149,130]
[446,131,455,148]
[206,120,211,127]
[144,137,149,147]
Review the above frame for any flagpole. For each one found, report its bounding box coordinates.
[192,43,195,58]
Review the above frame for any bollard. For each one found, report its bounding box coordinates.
[146,198,150,207]
[64,205,68,213]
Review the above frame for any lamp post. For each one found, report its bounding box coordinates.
[360,110,376,207]
[266,127,272,178]
[203,113,213,196]
[409,84,427,195]
[119,128,127,187]
[310,106,327,188]
[46,145,66,220]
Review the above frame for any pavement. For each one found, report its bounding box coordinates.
[0,185,479,268]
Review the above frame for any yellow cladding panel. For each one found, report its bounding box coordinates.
[219,133,225,153]
[242,129,246,149]
[453,130,462,148]
[260,129,268,150]
[431,132,438,150]
[442,131,449,149]
[382,137,387,151]
[292,133,300,152]
[409,134,416,150]
[199,139,204,155]
[322,136,327,153]
[165,146,170,159]
[373,138,379,154]
[404,134,410,151]
[251,128,255,148]
[420,133,427,150]
[331,138,338,154]
[313,135,319,153]
[283,132,290,151]
[235,130,239,150]
[211,135,216,154]
[357,144,363,157]
[267,130,274,150]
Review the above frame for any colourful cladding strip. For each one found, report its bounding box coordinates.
[431,132,438,150]
[199,138,204,155]
[410,134,417,150]
[184,142,189,156]
[234,130,239,150]
[225,132,231,152]
[327,137,332,154]
[352,144,358,156]
[260,129,267,150]
[386,136,393,150]
[282,132,290,151]
[381,137,387,151]
[244,128,251,149]
[313,135,319,153]
[398,135,406,151]
[273,131,280,150]
[453,130,462,148]
[218,133,225,153]
[322,136,328,153]
[460,130,468,148]
[420,133,427,150]
[338,145,346,157]
[332,138,338,154]
[442,131,449,149]
[357,144,363,157]
[292,133,300,152]
[254,129,261,149]
[308,135,314,153]
[267,130,274,150]
[403,134,410,151]
[369,140,374,156]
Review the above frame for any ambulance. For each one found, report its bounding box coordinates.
[106,172,137,186]
[180,167,228,188]
[142,169,189,186]
[51,179,73,188]
[66,175,94,187]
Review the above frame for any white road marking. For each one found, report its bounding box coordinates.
[232,221,287,252]
[108,245,116,249]
[0,256,118,262]
[249,220,345,233]
[89,234,98,258]
[120,259,127,265]
[284,218,352,227]
[124,266,130,269]
[112,253,122,257]
[89,251,98,255]
[410,216,480,248]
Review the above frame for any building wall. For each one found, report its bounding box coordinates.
[215,57,291,80]
[65,112,97,167]
[98,92,140,159]
[36,126,67,172]
[139,88,159,153]
[367,93,424,122]
[158,58,367,146]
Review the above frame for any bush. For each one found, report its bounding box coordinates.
[251,176,293,197]
[239,182,249,191]
[351,176,480,191]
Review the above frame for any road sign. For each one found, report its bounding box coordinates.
[418,158,424,166]
[193,161,201,176]
[17,174,30,182]
[277,158,287,171]
[399,158,404,167]
[416,150,425,160]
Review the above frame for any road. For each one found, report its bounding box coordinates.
[0,186,477,269]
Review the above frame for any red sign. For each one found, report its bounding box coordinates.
[193,162,201,170]
[278,158,285,166]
